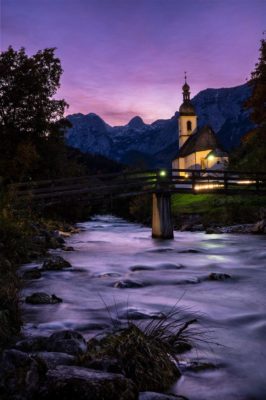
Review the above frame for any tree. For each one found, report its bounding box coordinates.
[246,38,266,127]
[231,39,266,171]
[0,46,71,180]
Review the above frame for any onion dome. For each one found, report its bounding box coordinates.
[179,101,196,116]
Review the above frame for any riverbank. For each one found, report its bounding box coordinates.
[115,193,266,234]
[8,215,266,400]
[0,213,200,400]
[171,193,266,231]
[0,210,79,350]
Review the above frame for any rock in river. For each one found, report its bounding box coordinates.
[42,255,72,271]
[208,273,231,281]
[25,292,63,304]
[39,365,138,400]
[114,279,144,289]
[23,268,42,279]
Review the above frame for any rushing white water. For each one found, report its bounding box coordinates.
[21,215,266,400]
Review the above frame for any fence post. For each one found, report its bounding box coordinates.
[224,171,228,192]
[191,171,196,192]
[256,174,260,192]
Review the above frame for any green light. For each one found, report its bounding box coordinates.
[159,170,167,177]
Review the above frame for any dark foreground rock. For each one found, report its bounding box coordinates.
[25,292,63,304]
[139,392,188,400]
[15,336,49,352]
[0,349,44,399]
[15,330,87,356]
[46,330,87,355]
[32,351,75,369]
[39,365,138,400]
[42,255,72,271]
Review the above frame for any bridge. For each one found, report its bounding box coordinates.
[8,169,266,239]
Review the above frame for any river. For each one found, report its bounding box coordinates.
[21,215,266,400]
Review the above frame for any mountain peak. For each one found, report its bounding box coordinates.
[127,116,145,128]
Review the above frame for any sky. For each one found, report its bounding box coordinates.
[1,0,266,125]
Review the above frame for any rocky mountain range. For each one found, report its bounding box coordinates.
[65,83,254,168]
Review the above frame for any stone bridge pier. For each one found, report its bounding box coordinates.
[152,192,174,239]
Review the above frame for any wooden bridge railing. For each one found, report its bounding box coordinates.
[7,169,266,206]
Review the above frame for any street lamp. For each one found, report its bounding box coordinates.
[207,154,215,169]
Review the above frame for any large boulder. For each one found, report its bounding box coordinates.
[0,349,44,398]
[39,366,138,400]
[46,330,87,355]
[25,292,63,304]
[42,256,72,271]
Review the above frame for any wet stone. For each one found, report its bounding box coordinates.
[208,273,231,281]
[179,360,217,372]
[96,272,121,278]
[130,265,155,272]
[23,268,42,280]
[25,292,63,304]
[42,255,72,271]
[62,246,75,251]
[114,280,144,289]
[119,308,165,320]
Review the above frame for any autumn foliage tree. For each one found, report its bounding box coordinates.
[0,46,72,181]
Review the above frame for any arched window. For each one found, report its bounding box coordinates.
[187,121,192,131]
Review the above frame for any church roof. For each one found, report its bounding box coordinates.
[178,125,223,157]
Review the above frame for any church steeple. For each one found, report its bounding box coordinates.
[178,74,197,148]
[182,72,190,102]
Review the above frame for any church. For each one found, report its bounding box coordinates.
[172,78,228,175]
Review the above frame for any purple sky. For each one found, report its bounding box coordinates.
[1,0,265,125]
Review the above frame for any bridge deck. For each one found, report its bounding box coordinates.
[7,169,266,206]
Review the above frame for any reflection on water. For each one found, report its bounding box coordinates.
[21,215,266,400]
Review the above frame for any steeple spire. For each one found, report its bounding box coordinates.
[182,72,190,102]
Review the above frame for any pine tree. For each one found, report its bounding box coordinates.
[231,39,266,172]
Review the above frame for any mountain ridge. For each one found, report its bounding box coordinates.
[65,83,254,167]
